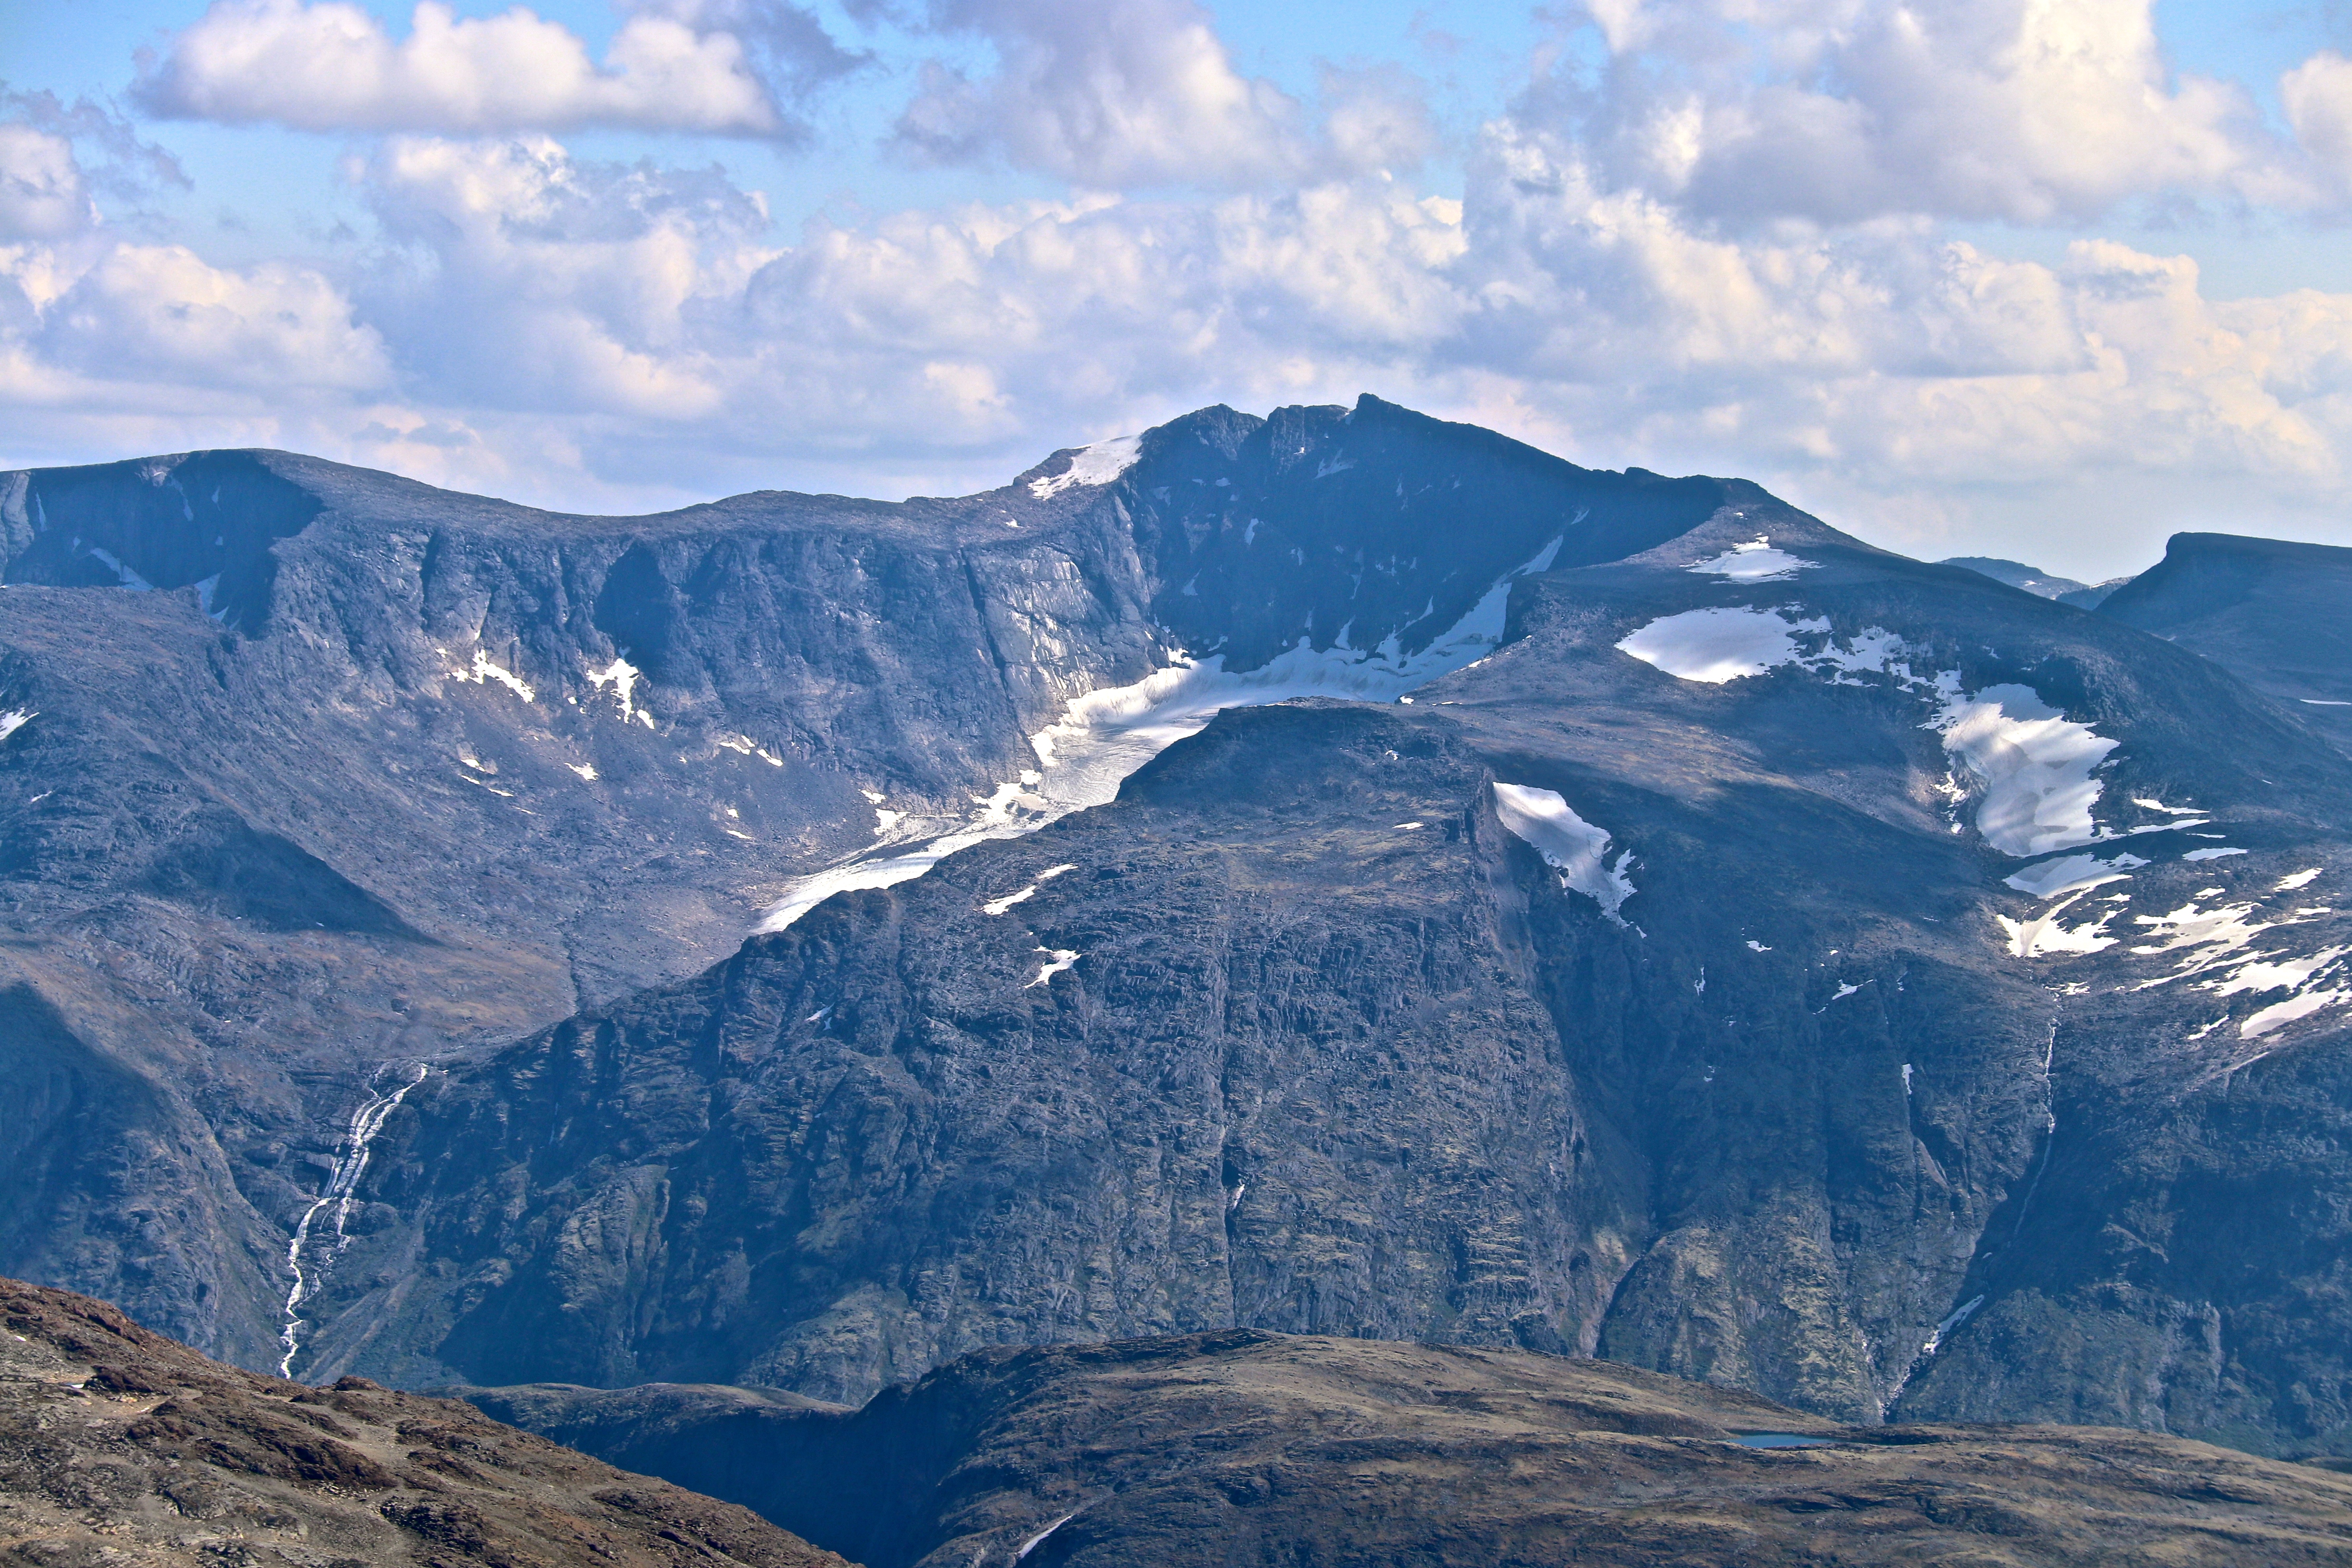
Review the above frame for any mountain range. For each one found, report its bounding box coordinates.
[5,396,2352,1504]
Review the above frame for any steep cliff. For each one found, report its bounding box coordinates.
[307,497,2352,1452]
[0,397,1716,1368]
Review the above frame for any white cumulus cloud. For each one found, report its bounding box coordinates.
[36,244,392,392]
[12,0,2352,576]
[1542,0,2278,225]
[134,0,800,137]
[891,0,1430,188]
[0,125,92,242]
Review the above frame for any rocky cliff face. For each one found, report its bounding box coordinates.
[9,397,2352,1461]
[287,493,2352,1455]
[0,397,1717,1371]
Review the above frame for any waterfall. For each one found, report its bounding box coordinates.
[276,1062,430,1379]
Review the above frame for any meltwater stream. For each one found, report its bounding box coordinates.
[276,1062,431,1379]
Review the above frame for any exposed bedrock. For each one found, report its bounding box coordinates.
[8,397,2352,1463]
[323,694,2045,1423]
[0,398,1719,1363]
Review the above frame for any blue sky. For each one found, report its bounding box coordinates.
[8,0,2352,577]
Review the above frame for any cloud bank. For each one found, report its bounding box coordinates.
[9,0,2352,574]
[131,0,846,137]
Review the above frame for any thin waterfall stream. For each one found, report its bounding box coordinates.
[276,1062,430,1379]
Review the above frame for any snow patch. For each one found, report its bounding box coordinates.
[1615,612,2131,858]
[756,849,950,932]
[1016,1513,1076,1560]
[2183,847,2247,862]
[755,543,1561,936]
[0,710,33,743]
[1998,888,2121,957]
[2242,989,2351,1038]
[449,648,535,702]
[2208,947,2345,999]
[1928,682,2118,857]
[1492,783,1637,923]
[715,733,785,766]
[1746,939,1771,951]
[1686,536,1819,583]
[2129,898,2283,985]
[1021,536,1562,817]
[569,763,597,781]
[1029,434,1142,498]
[1616,605,1819,684]
[2278,868,2325,891]
[1026,947,1081,987]
[588,657,648,725]
[2004,853,2147,899]
[984,884,1038,916]
[1921,1295,1985,1356]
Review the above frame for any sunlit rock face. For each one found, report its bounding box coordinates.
[7,398,2352,1461]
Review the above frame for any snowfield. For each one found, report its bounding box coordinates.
[1928,681,2118,858]
[1615,606,2146,861]
[2005,853,2149,899]
[1685,537,1821,583]
[1029,435,1144,499]
[1997,890,2122,958]
[1492,782,1637,923]
[755,539,1566,935]
[1616,606,1823,684]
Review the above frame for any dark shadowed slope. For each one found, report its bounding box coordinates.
[2098,531,2352,748]
[464,1330,2352,1568]
[0,1276,847,1568]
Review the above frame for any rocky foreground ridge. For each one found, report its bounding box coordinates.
[0,1275,846,1568]
[11,1272,2352,1568]
[466,1328,2352,1567]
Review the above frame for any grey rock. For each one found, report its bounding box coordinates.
[2097,529,2352,747]
[0,398,1717,1369]
[306,495,2352,1454]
